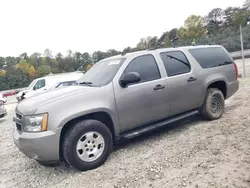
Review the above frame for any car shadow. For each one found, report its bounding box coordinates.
[113,114,203,151]
[29,114,203,174]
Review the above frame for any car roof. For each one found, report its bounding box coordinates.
[103,45,223,60]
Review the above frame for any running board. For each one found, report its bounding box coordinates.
[119,110,199,140]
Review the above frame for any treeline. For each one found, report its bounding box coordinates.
[1,0,250,91]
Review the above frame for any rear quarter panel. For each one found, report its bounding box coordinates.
[183,47,237,106]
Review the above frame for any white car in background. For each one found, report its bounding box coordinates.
[0,93,7,103]
[0,93,7,118]
[17,71,83,101]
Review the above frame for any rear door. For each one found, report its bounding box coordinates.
[114,54,170,132]
[159,51,202,116]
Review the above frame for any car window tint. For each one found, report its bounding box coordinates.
[160,51,191,77]
[188,47,233,68]
[123,54,160,83]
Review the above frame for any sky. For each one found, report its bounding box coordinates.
[0,0,245,57]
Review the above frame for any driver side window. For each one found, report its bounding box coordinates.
[33,79,45,90]
[123,54,161,84]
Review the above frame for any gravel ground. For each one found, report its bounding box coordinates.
[0,78,250,188]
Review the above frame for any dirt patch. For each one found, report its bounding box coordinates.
[0,78,249,188]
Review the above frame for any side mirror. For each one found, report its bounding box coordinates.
[120,72,141,87]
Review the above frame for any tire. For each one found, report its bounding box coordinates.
[200,88,225,120]
[62,119,113,171]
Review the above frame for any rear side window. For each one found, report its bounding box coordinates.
[123,54,161,83]
[160,51,191,77]
[188,47,233,68]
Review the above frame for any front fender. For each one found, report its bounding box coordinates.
[57,107,120,136]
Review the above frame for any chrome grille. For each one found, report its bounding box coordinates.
[14,110,24,133]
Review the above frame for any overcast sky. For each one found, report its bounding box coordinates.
[0,0,244,57]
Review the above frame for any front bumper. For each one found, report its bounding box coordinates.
[13,127,60,162]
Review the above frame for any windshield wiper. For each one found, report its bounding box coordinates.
[215,61,233,67]
[77,81,93,87]
[167,55,190,68]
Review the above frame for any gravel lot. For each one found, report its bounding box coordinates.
[0,78,250,188]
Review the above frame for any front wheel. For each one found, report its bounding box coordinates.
[200,88,225,120]
[62,120,113,171]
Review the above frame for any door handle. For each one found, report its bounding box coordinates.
[187,77,197,82]
[154,84,165,90]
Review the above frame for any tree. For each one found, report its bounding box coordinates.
[122,47,132,54]
[17,59,30,73]
[29,52,42,68]
[178,15,206,41]
[81,52,92,71]
[20,52,28,60]
[205,8,224,35]
[92,51,108,63]
[28,66,36,79]
[0,57,5,69]
[157,31,169,48]
[44,49,53,58]
[0,76,8,91]
[147,36,158,49]
[223,7,237,27]
[37,65,52,77]
[136,37,150,50]
[5,56,17,67]
[168,28,178,40]
[0,70,6,77]
[232,8,250,28]
[106,49,120,57]
[5,68,29,89]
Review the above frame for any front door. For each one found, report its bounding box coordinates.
[114,54,170,132]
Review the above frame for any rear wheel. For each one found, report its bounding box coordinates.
[62,120,112,171]
[200,88,225,120]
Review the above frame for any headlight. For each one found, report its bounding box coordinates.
[23,113,48,132]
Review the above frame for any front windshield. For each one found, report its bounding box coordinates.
[27,79,37,90]
[77,57,126,86]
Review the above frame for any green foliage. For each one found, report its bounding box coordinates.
[0,1,249,91]
[0,57,5,69]
[5,57,17,67]
[178,15,206,40]
[0,76,9,90]
[37,65,52,77]
[5,68,30,89]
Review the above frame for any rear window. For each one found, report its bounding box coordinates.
[188,47,233,69]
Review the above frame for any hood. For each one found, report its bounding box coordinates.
[17,89,30,97]
[16,85,99,115]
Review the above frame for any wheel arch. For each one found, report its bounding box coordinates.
[206,80,227,99]
[59,111,117,162]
